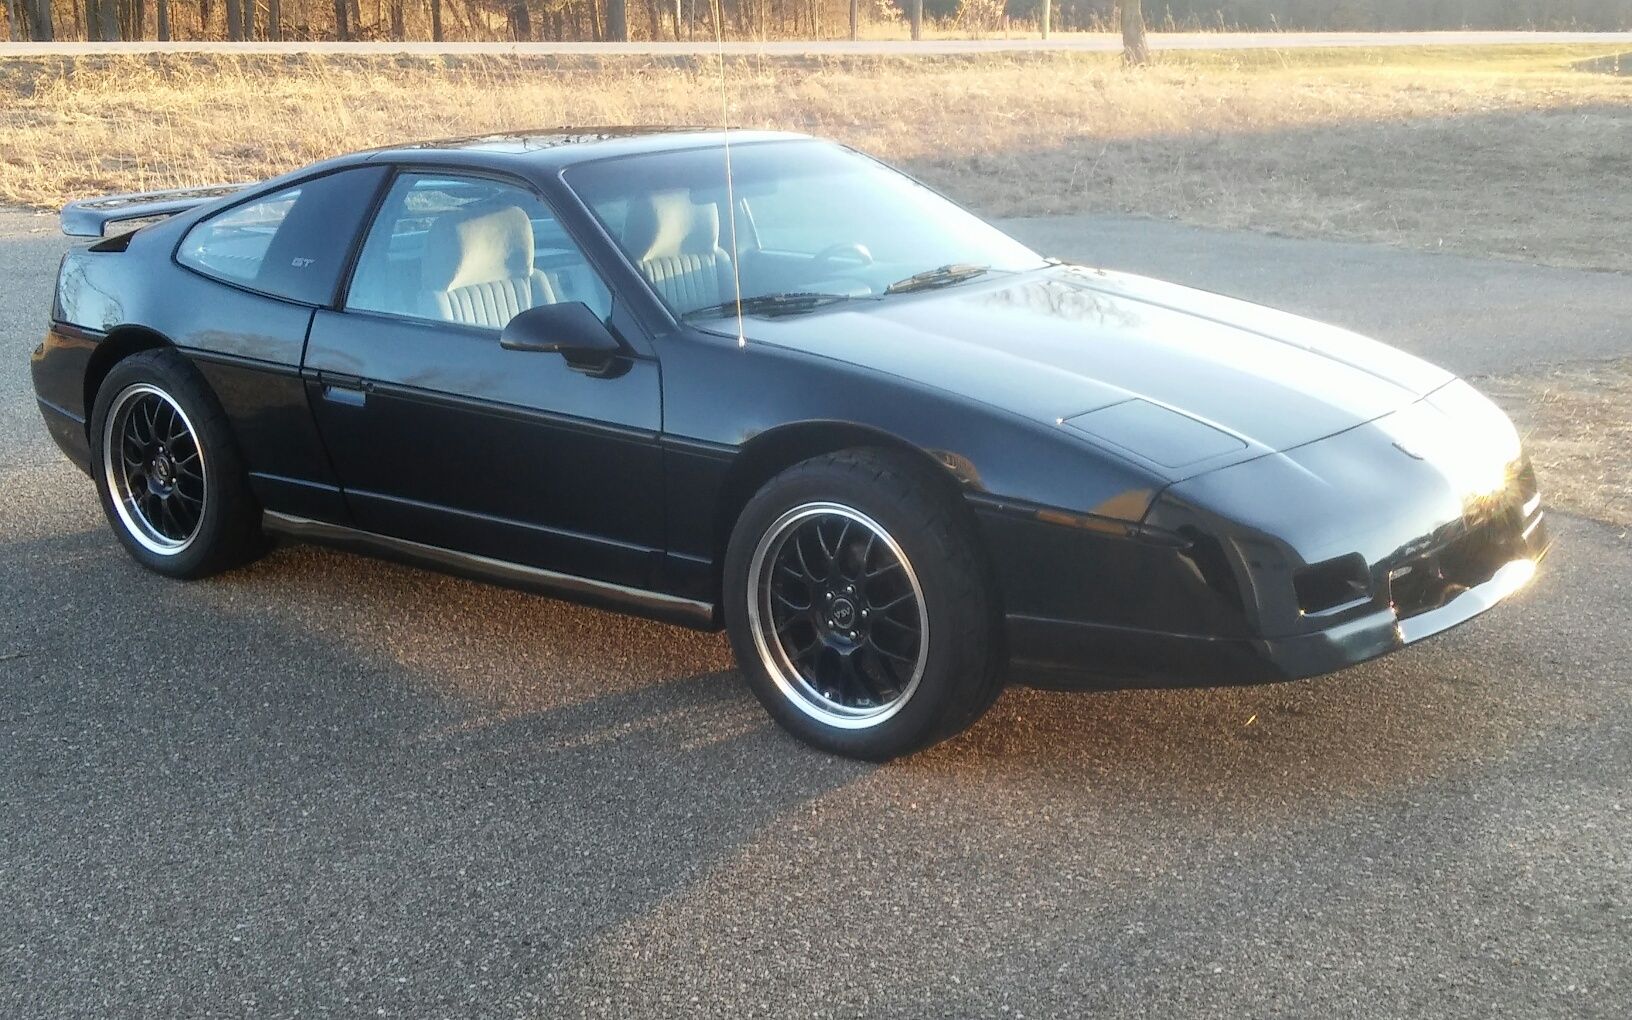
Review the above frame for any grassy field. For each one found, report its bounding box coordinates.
[1,43,1627,527]
[1485,365,1632,530]
[1,45,1629,269]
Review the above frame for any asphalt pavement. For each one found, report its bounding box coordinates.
[1,206,1628,1017]
[3,30,1631,57]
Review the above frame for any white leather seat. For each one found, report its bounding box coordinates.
[420,204,555,329]
[623,191,734,314]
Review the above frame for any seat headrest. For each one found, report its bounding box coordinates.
[421,204,535,292]
[622,191,721,262]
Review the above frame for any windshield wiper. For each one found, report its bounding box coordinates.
[683,292,853,320]
[884,263,991,295]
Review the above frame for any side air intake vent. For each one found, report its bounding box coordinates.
[1295,553,1372,616]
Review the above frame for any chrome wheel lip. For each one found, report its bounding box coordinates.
[102,382,207,557]
[746,501,929,730]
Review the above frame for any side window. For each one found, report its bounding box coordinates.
[176,167,387,305]
[345,173,612,330]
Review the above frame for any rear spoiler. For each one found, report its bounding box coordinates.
[60,182,254,238]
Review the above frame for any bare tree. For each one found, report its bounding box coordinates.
[430,0,443,41]
[909,0,920,40]
[156,0,169,39]
[34,0,55,40]
[848,0,856,40]
[85,0,120,39]
[226,0,243,39]
[607,0,627,40]
[332,0,348,39]
[389,0,403,37]
[1040,0,1049,39]
[267,0,280,39]
[1121,0,1149,65]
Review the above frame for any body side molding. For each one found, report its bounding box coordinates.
[262,511,718,629]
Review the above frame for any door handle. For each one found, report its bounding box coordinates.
[318,373,369,407]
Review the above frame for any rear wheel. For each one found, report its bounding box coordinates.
[724,449,1002,759]
[89,348,264,579]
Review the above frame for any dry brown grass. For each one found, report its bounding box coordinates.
[1,45,1629,268]
[1482,362,1632,530]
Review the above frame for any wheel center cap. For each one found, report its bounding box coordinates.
[152,455,172,483]
[830,597,857,629]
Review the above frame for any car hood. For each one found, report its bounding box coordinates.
[722,264,1454,479]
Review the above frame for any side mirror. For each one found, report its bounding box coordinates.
[499,302,622,368]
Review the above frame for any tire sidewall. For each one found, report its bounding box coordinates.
[724,455,991,759]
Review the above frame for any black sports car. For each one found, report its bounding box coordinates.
[31,129,1548,759]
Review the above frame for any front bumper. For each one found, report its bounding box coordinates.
[1007,520,1546,689]
[979,385,1550,689]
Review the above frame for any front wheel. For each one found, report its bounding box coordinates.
[724,449,1003,759]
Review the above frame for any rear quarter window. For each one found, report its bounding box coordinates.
[177,166,388,306]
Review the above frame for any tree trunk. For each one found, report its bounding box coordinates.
[6,0,21,41]
[93,0,119,38]
[430,0,442,41]
[848,0,855,40]
[388,0,401,37]
[226,0,242,39]
[605,0,625,41]
[155,0,168,39]
[1039,0,1049,39]
[509,0,528,39]
[266,0,280,39]
[909,0,920,41]
[644,0,656,40]
[333,0,348,39]
[1121,0,1149,65]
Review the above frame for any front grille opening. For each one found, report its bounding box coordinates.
[1390,520,1514,619]
[1295,553,1372,616]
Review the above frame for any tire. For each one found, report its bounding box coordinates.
[88,348,265,579]
[723,448,1003,760]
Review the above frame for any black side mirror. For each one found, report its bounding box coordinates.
[499,302,622,370]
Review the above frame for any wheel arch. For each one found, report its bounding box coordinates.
[712,421,992,596]
[83,325,174,434]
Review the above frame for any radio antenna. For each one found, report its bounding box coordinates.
[712,0,747,349]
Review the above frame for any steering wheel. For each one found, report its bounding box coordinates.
[809,242,875,278]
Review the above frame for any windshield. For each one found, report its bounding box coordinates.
[564,140,1046,319]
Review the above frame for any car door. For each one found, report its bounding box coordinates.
[302,171,664,589]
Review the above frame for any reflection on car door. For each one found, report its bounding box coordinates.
[302,171,663,588]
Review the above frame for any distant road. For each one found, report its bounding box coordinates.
[3,30,1631,57]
